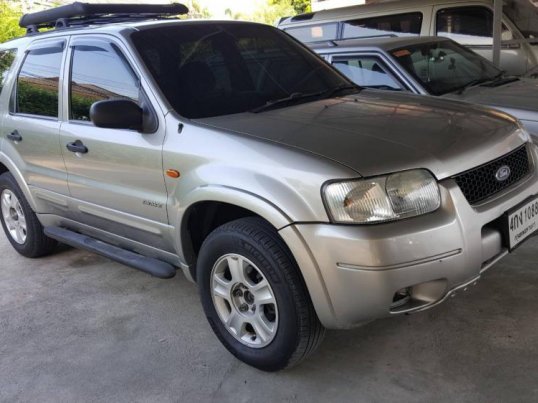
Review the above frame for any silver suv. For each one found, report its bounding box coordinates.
[1,3,538,371]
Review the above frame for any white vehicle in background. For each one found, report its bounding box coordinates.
[278,0,538,76]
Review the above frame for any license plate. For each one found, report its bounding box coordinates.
[505,197,538,251]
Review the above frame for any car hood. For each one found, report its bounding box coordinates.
[443,78,538,122]
[196,90,527,180]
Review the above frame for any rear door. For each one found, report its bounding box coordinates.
[60,35,171,250]
[1,39,69,212]
[433,5,529,75]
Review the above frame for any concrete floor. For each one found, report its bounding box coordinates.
[1,234,537,403]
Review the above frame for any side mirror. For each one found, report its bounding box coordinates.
[90,99,143,131]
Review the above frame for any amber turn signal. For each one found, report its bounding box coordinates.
[166,169,180,178]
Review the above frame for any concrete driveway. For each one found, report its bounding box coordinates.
[1,234,537,402]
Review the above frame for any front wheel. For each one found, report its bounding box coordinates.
[197,217,325,371]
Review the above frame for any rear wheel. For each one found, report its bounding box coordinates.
[0,172,57,257]
[198,217,325,371]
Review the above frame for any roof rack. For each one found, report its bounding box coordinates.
[19,2,189,35]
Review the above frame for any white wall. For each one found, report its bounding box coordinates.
[311,0,366,12]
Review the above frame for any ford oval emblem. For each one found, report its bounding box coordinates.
[495,165,511,182]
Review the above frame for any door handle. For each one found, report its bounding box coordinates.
[6,130,22,142]
[66,140,88,154]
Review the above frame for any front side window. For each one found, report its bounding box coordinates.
[70,43,139,121]
[391,40,501,95]
[436,6,513,46]
[285,23,339,43]
[332,55,403,91]
[15,46,63,118]
[0,49,17,95]
[131,23,351,119]
[343,13,423,40]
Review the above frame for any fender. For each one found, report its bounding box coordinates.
[0,151,40,212]
[172,184,336,327]
[173,184,294,258]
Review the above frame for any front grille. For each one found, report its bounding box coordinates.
[454,145,531,205]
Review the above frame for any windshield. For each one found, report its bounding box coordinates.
[390,40,502,95]
[131,23,351,118]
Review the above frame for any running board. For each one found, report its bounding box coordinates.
[44,226,176,279]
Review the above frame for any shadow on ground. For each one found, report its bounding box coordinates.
[1,235,537,402]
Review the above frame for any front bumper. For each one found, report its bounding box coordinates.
[280,147,538,329]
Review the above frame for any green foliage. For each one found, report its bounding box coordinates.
[70,93,95,121]
[186,0,212,19]
[228,0,310,25]
[0,0,25,43]
[0,50,16,91]
[271,0,311,15]
[252,0,295,25]
[294,0,312,14]
[17,80,59,117]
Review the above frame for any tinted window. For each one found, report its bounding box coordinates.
[16,47,62,117]
[436,6,513,46]
[0,49,16,95]
[285,23,339,43]
[132,23,350,119]
[391,40,501,95]
[332,55,402,91]
[70,43,139,121]
[343,13,423,39]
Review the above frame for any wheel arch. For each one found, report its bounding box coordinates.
[176,185,294,280]
[0,153,38,211]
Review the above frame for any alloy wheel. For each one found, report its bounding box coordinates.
[1,189,27,244]
[211,253,279,348]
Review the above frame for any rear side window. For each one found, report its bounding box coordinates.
[332,55,403,91]
[15,47,63,118]
[0,49,17,95]
[70,43,140,121]
[343,13,423,39]
[285,23,339,43]
[436,6,513,45]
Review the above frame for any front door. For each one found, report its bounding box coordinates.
[60,36,171,250]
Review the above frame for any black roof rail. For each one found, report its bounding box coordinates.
[19,2,189,34]
[339,34,399,41]
[291,12,316,22]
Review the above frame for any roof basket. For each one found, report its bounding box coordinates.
[19,2,189,34]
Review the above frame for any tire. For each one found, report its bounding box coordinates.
[0,172,57,258]
[197,217,325,371]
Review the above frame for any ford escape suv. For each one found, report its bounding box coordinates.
[1,2,538,371]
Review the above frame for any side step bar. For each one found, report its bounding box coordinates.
[44,227,176,279]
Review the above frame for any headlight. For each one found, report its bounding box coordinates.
[323,169,441,224]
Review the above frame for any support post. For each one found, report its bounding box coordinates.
[492,0,502,67]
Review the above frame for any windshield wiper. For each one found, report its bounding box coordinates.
[250,84,361,114]
[250,91,325,113]
[455,71,506,95]
[324,84,362,98]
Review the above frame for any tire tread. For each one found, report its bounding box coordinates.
[204,217,325,370]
